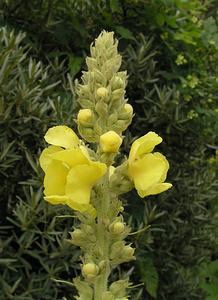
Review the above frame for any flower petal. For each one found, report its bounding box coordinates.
[128,153,168,196]
[129,132,162,162]
[44,195,69,205]
[138,183,172,197]
[153,152,169,182]
[49,149,89,167]
[65,163,106,201]
[44,160,68,196]
[44,125,80,149]
[66,199,96,217]
[39,145,62,172]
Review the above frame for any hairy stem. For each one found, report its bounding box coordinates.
[94,175,111,299]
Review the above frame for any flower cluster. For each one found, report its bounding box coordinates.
[39,125,106,216]
[40,126,172,211]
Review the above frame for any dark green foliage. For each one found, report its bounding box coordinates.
[0,187,79,300]
[0,27,75,217]
[0,28,79,299]
[0,1,218,299]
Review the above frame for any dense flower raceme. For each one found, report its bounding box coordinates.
[39,126,107,216]
[128,132,172,197]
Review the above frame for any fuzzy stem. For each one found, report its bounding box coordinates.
[94,174,111,299]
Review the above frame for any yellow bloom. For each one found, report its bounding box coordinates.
[39,125,106,215]
[100,131,122,153]
[128,132,172,197]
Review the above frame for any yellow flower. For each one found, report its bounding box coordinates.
[39,126,106,216]
[100,131,122,153]
[128,132,172,197]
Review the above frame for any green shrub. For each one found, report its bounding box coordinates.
[0,27,79,299]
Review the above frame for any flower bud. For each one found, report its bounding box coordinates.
[111,89,124,102]
[77,109,92,124]
[69,229,84,246]
[111,76,123,90]
[100,131,122,153]
[109,221,125,234]
[96,87,108,98]
[72,229,83,240]
[110,280,129,298]
[124,103,133,115]
[123,245,135,257]
[82,263,99,280]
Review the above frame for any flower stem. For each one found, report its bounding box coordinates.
[94,176,111,299]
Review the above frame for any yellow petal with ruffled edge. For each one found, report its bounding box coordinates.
[65,163,106,213]
[39,145,63,172]
[138,183,172,197]
[129,132,162,162]
[49,149,89,167]
[44,125,80,149]
[128,153,169,197]
[44,160,68,196]
[153,152,169,182]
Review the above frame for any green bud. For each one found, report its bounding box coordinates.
[110,241,124,259]
[95,102,108,116]
[110,241,135,264]
[69,229,84,246]
[107,112,118,127]
[82,262,99,280]
[111,76,124,90]
[109,162,134,195]
[110,280,129,298]
[124,103,133,116]
[96,87,108,98]
[111,89,124,102]
[109,221,125,234]
[123,245,135,258]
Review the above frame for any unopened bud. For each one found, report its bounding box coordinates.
[72,229,83,240]
[96,87,108,98]
[100,131,122,153]
[111,89,124,101]
[111,76,123,90]
[110,280,129,298]
[124,103,133,115]
[109,221,125,234]
[77,109,92,124]
[123,245,135,257]
[82,263,99,280]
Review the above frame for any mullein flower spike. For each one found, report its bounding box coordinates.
[39,31,172,299]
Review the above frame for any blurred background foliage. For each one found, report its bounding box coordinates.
[0,0,217,299]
